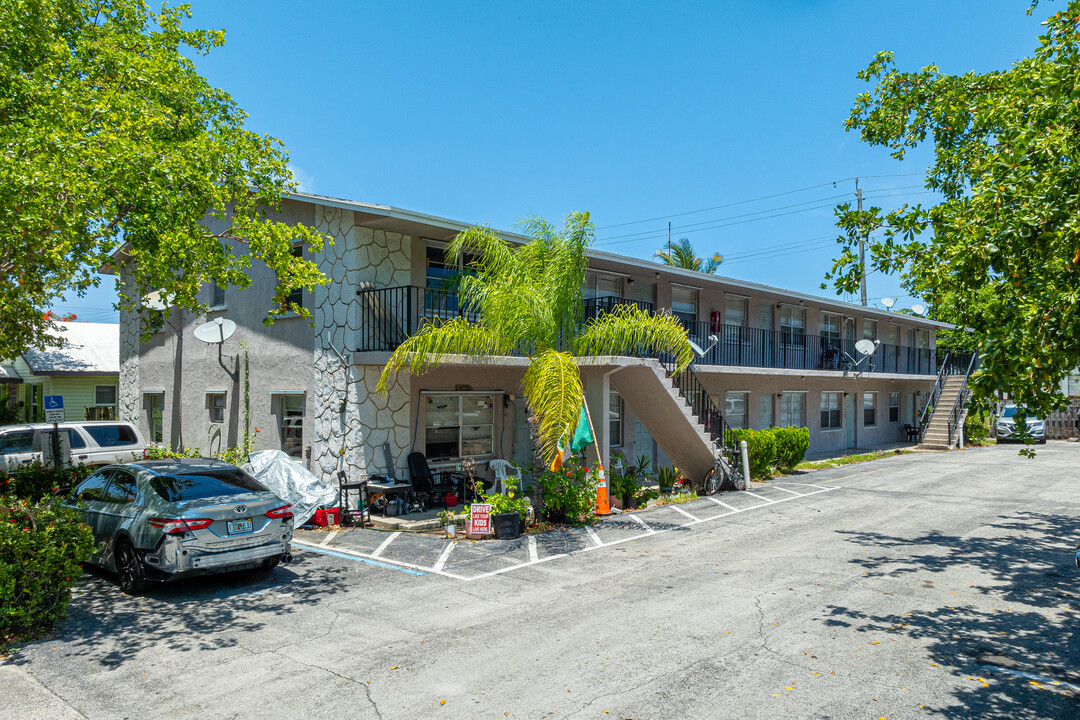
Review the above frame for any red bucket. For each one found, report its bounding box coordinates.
[311,507,340,527]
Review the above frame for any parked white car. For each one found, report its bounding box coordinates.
[994,405,1047,444]
[0,421,147,471]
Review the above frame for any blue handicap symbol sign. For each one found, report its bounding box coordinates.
[44,395,64,410]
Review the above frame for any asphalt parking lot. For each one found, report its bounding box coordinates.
[3,442,1078,719]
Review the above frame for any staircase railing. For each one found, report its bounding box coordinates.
[658,357,738,458]
[917,351,951,437]
[946,351,980,447]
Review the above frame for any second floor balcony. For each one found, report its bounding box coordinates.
[354,285,955,377]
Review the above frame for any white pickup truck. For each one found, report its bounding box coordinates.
[0,421,147,471]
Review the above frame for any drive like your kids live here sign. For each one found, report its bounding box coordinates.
[469,503,492,536]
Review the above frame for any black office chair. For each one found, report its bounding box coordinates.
[407,452,464,508]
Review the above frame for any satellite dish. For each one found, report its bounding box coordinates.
[880,297,896,309]
[142,290,169,311]
[193,317,236,344]
[911,304,926,316]
[855,338,878,356]
[688,340,706,357]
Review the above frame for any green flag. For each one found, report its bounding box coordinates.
[569,403,593,454]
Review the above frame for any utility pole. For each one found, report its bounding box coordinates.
[667,221,671,260]
[856,179,867,306]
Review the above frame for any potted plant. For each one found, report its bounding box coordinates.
[656,465,678,495]
[485,478,529,539]
[438,509,457,538]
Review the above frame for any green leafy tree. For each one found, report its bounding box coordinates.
[830,2,1080,417]
[654,238,723,274]
[0,0,327,360]
[379,213,694,462]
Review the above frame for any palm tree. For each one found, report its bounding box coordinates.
[654,237,723,274]
[378,212,694,463]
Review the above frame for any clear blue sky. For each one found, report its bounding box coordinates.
[63,0,1046,323]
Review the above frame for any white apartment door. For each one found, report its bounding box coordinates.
[632,414,655,466]
[845,393,857,449]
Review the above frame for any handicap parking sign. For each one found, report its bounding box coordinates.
[44,394,65,422]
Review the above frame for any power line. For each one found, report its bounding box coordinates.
[591,185,928,245]
[595,173,925,230]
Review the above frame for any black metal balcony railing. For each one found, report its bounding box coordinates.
[354,285,950,377]
[582,295,655,321]
[681,321,940,376]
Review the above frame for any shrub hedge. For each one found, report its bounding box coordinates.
[0,497,94,641]
[725,426,811,478]
[0,461,95,502]
[537,459,596,523]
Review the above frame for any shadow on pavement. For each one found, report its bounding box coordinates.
[820,511,1080,719]
[6,553,349,671]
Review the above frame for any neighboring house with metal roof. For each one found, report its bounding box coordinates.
[2,322,120,423]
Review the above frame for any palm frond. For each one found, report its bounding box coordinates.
[377,318,509,391]
[522,349,583,463]
[446,225,514,280]
[573,304,695,373]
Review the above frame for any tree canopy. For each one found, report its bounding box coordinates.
[0,0,326,360]
[654,237,723,274]
[830,1,1080,417]
[379,213,693,462]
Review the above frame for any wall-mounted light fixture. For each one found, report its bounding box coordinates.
[776,303,782,309]
[655,272,661,280]
[627,277,635,285]
[776,392,783,398]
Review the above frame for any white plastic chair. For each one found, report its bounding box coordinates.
[488,459,522,495]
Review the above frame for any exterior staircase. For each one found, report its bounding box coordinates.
[611,360,720,484]
[918,375,968,449]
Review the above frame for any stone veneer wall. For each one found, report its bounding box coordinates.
[311,205,413,479]
[118,274,141,425]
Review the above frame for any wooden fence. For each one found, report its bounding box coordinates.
[1047,399,1079,439]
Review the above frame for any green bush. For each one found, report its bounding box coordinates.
[0,462,95,502]
[769,426,810,471]
[537,458,596,523]
[965,411,992,442]
[0,497,94,641]
[730,429,777,479]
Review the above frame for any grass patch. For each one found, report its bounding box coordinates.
[789,448,911,473]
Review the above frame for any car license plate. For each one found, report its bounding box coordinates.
[227,518,253,535]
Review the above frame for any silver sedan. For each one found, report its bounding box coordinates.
[66,458,293,593]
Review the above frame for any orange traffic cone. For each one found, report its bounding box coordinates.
[594,462,611,516]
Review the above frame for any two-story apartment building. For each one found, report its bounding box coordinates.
[113,192,953,486]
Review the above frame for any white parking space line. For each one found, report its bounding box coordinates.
[320,530,339,546]
[705,497,739,512]
[770,486,804,497]
[669,505,698,523]
[745,492,777,504]
[292,539,462,579]
[628,514,656,534]
[300,485,840,582]
[433,541,455,572]
[370,531,401,558]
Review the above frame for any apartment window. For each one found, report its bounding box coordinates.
[609,390,623,447]
[276,393,304,458]
[211,281,226,308]
[864,392,877,427]
[889,392,900,423]
[780,307,806,346]
[759,394,773,428]
[724,296,748,327]
[424,393,495,462]
[286,244,304,309]
[820,392,842,429]
[208,392,226,424]
[586,273,622,299]
[144,393,163,444]
[671,285,699,325]
[863,319,878,341]
[820,312,841,343]
[780,392,806,428]
[725,391,748,430]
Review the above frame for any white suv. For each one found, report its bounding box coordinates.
[0,421,147,471]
